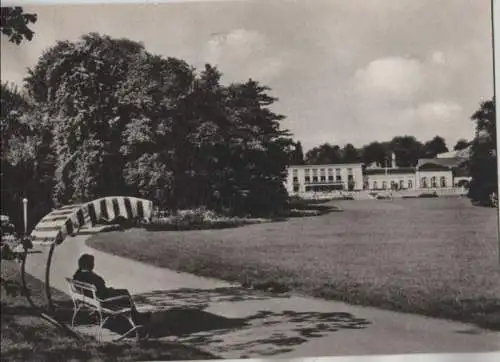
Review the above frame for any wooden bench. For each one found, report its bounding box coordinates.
[65,278,145,341]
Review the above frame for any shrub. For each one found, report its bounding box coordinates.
[144,208,266,231]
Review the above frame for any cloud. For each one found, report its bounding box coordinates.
[353,57,425,102]
[431,51,446,65]
[399,101,473,144]
[204,28,286,83]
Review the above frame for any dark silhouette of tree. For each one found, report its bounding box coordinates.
[341,143,361,163]
[468,98,497,206]
[453,139,470,151]
[422,136,449,158]
[305,143,342,164]
[289,141,305,165]
[361,141,389,167]
[1,7,37,45]
[388,136,423,167]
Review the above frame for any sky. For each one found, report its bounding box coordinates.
[1,0,494,152]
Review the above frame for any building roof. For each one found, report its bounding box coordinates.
[417,157,463,169]
[436,145,471,159]
[364,167,416,175]
[289,163,363,169]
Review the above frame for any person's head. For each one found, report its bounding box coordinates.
[78,254,95,271]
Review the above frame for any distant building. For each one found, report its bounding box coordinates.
[284,150,470,195]
[285,163,364,193]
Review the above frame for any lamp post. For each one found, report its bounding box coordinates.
[22,198,28,237]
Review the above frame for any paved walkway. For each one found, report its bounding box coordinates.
[24,228,500,358]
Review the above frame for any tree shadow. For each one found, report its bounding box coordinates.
[133,287,372,357]
[50,287,372,357]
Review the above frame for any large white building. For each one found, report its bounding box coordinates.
[285,152,470,195]
[285,163,364,193]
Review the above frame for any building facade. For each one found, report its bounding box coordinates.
[285,155,467,195]
[285,164,364,193]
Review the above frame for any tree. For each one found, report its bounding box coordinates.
[25,33,293,217]
[25,33,146,205]
[361,141,389,167]
[389,136,423,167]
[468,98,497,205]
[422,135,448,158]
[453,139,470,151]
[1,7,37,45]
[0,83,54,232]
[289,141,305,165]
[305,143,342,164]
[341,143,361,163]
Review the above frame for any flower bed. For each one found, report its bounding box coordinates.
[143,208,267,231]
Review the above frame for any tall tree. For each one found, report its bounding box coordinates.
[453,139,470,151]
[289,141,305,165]
[1,7,37,45]
[25,33,146,205]
[468,98,497,205]
[422,135,448,158]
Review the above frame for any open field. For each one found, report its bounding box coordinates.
[89,198,500,330]
[0,261,216,361]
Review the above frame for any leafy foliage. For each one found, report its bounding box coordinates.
[468,98,497,205]
[17,33,292,218]
[453,139,470,151]
[421,136,448,158]
[0,7,37,45]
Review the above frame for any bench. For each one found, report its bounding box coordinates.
[65,278,145,341]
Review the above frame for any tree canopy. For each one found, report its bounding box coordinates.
[453,139,470,151]
[8,33,292,218]
[1,7,37,45]
[468,98,497,205]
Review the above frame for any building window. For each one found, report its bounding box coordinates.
[292,168,298,175]
[293,184,300,192]
[440,176,446,188]
[382,181,387,189]
[431,176,437,188]
[305,176,311,183]
[335,168,341,175]
[328,168,334,176]
[347,168,353,175]
[336,175,342,183]
[408,179,413,189]
[312,176,318,182]
[421,177,428,188]
[320,176,326,182]
[293,176,298,183]
[312,169,318,176]
[328,175,334,182]
[399,180,404,189]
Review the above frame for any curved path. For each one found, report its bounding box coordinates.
[24,227,500,358]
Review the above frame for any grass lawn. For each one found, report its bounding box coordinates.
[1,261,217,361]
[88,197,500,330]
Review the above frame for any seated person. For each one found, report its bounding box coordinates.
[73,254,151,325]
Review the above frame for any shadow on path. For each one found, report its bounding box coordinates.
[51,286,372,357]
[137,287,372,357]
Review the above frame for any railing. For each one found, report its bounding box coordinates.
[290,187,468,200]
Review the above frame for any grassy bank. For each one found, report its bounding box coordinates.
[88,198,500,331]
[0,261,216,361]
